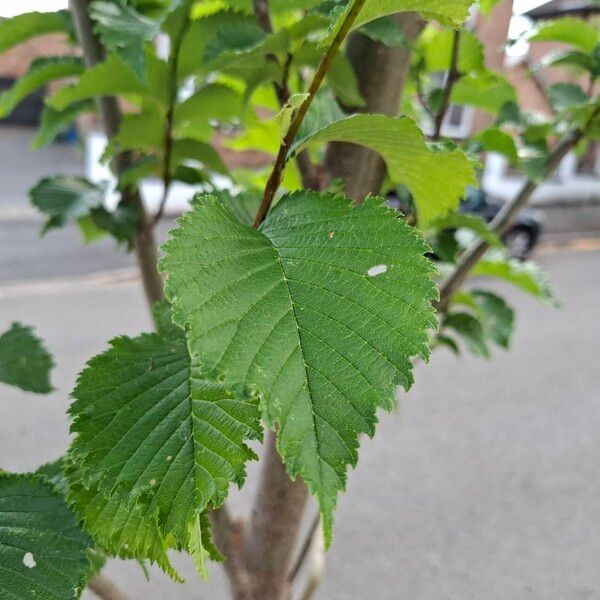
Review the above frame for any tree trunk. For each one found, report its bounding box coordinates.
[325,13,425,200]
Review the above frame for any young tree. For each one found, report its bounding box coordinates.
[0,1,598,599]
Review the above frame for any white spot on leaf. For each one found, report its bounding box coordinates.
[23,552,36,568]
[328,231,335,239]
[367,264,388,277]
[149,479,156,486]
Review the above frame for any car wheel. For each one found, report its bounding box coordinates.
[503,226,534,260]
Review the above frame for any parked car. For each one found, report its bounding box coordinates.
[387,186,543,260]
[460,186,542,260]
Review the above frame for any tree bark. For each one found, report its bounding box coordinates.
[69,0,164,308]
[324,13,425,200]
[243,431,310,600]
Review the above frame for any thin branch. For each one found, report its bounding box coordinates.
[209,506,253,600]
[436,124,590,312]
[253,0,369,227]
[251,0,319,191]
[288,512,321,584]
[431,29,461,141]
[295,526,325,600]
[151,13,190,227]
[87,574,129,600]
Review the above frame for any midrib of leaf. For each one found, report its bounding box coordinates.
[262,231,335,497]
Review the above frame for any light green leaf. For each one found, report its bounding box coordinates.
[161,191,438,542]
[295,91,345,145]
[547,82,588,112]
[326,0,475,46]
[529,17,599,53]
[276,93,310,138]
[90,0,161,79]
[107,103,165,157]
[171,139,229,175]
[475,127,518,163]
[420,29,484,73]
[174,84,243,141]
[68,305,260,576]
[0,10,72,54]
[294,114,476,224]
[0,323,53,393]
[471,254,556,304]
[451,70,516,113]
[29,176,105,233]
[479,0,502,15]
[0,472,93,599]
[540,49,596,74]
[47,54,147,111]
[66,462,182,581]
[0,57,83,118]
[32,101,95,150]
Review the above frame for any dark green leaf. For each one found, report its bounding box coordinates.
[0,472,93,599]
[0,323,53,393]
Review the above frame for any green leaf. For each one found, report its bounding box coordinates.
[47,54,147,111]
[171,139,229,175]
[428,212,503,248]
[529,17,599,53]
[107,103,165,157]
[174,84,243,141]
[475,127,518,163]
[211,190,263,226]
[443,311,488,357]
[359,17,407,46]
[420,29,484,73]
[295,91,345,146]
[90,0,161,79]
[68,305,260,576]
[203,20,267,64]
[66,462,182,581]
[0,323,53,393]
[325,0,475,46]
[0,472,93,599]
[292,43,365,107]
[451,70,516,113]
[161,191,438,543]
[294,114,476,224]
[471,254,556,304]
[547,82,588,112]
[32,101,95,150]
[540,49,596,74]
[0,57,84,118]
[0,11,72,54]
[29,176,105,233]
[479,0,502,15]
[470,290,514,349]
[276,93,310,138]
